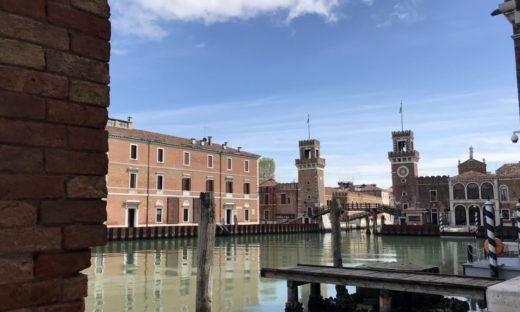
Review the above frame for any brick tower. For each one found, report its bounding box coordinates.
[388,131,420,210]
[296,139,326,218]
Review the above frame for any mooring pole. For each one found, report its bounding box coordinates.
[516,200,520,255]
[372,211,377,234]
[500,217,504,241]
[330,198,348,296]
[484,200,498,278]
[365,215,371,235]
[196,192,216,312]
[467,245,473,263]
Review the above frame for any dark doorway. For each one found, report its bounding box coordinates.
[469,206,480,226]
[128,209,136,228]
[431,209,438,225]
[455,205,467,225]
[226,209,232,225]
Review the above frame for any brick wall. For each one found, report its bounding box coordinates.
[0,1,110,311]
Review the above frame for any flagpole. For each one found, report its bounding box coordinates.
[307,114,310,140]
[400,101,404,131]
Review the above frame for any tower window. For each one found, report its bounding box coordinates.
[430,190,437,202]
[397,140,406,152]
[402,191,407,196]
[281,194,287,204]
[402,203,409,209]
[304,149,312,159]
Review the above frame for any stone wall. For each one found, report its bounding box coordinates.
[0,0,110,310]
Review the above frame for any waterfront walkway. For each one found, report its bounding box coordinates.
[261,264,503,303]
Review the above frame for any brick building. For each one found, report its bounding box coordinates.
[106,118,260,227]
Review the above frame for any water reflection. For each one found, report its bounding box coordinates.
[85,232,480,311]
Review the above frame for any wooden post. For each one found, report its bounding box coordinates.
[372,211,377,234]
[365,215,371,235]
[286,280,300,311]
[379,290,392,312]
[330,198,348,296]
[196,192,216,312]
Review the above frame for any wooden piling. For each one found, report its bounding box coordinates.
[330,198,348,296]
[372,211,377,234]
[196,192,217,312]
[365,215,371,235]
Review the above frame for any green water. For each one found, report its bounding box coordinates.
[84,231,480,311]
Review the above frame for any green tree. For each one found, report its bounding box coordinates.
[259,157,275,179]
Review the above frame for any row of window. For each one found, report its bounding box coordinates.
[155,207,251,223]
[128,171,251,194]
[452,183,504,201]
[261,193,292,204]
[129,144,250,172]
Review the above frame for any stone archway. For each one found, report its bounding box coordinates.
[468,205,481,226]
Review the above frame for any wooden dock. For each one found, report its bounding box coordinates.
[261,264,503,306]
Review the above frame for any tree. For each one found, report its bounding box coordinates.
[259,157,275,179]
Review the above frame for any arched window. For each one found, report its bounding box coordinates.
[455,205,467,225]
[453,183,465,200]
[500,185,509,202]
[467,183,479,200]
[481,183,494,200]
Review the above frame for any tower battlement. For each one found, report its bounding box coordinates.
[299,139,320,146]
[392,130,414,138]
[417,176,449,185]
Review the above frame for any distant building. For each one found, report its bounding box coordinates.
[106,118,260,227]
[389,129,520,227]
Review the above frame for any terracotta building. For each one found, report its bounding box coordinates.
[106,118,260,227]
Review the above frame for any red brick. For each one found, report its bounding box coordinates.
[0,65,68,98]
[0,0,46,19]
[0,201,38,227]
[0,11,68,50]
[47,99,108,128]
[0,175,63,200]
[38,300,84,312]
[71,0,110,18]
[0,38,45,69]
[68,127,108,151]
[64,224,107,249]
[47,50,109,84]
[36,250,91,278]
[0,227,61,253]
[62,274,88,301]
[48,3,110,40]
[0,145,43,173]
[66,176,107,199]
[0,279,60,311]
[71,32,110,62]
[0,257,33,285]
[0,118,67,148]
[70,80,110,106]
[41,200,107,224]
[45,150,107,175]
[0,89,46,120]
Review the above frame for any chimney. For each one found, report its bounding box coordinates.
[237,147,242,152]
[191,138,196,144]
[223,142,228,150]
[208,136,213,145]
[127,116,133,129]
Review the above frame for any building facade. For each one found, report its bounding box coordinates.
[106,118,260,227]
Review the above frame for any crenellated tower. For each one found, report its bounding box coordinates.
[388,130,420,210]
[296,139,326,217]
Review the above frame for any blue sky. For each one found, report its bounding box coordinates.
[107,0,519,188]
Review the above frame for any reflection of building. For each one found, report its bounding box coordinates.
[449,150,520,227]
[388,130,449,225]
[106,118,260,227]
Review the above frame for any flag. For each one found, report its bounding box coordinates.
[399,102,402,114]
[307,114,310,124]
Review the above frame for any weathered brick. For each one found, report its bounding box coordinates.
[71,0,110,18]
[0,38,45,69]
[0,257,33,285]
[64,224,107,249]
[0,145,43,173]
[0,11,68,50]
[0,227,61,253]
[36,250,91,278]
[45,150,107,175]
[48,3,110,40]
[68,127,108,151]
[62,274,88,301]
[67,176,107,199]
[71,32,110,62]
[0,65,68,98]
[70,80,110,106]
[37,300,84,312]
[47,99,108,128]
[0,0,46,19]
[47,50,109,84]
[0,118,67,148]
[0,175,63,200]
[41,200,107,224]
[0,201,38,227]
[0,89,46,120]
[0,279,60,311]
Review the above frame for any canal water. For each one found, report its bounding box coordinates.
[84,231,482,311]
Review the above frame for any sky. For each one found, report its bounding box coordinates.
[107,0,520,188]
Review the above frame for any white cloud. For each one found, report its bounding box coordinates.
[110,0,346,40]
[195,42,206,49]
[375,0,421,28]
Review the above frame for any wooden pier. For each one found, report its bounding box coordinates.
[261,264,503,308]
